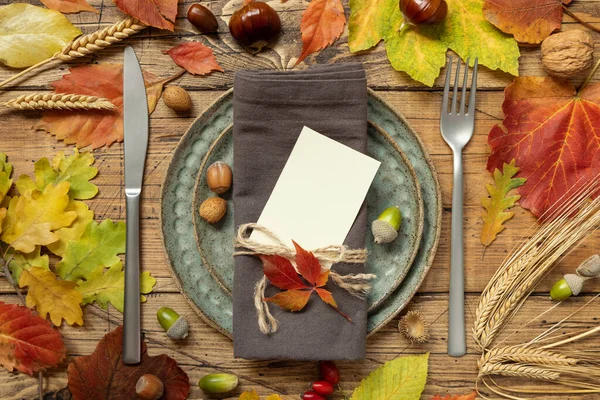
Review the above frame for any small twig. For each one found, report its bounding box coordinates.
[38,372,43,399]
[563,6,600,34]
[577,57,600,95]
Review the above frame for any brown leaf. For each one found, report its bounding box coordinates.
[41,0,98,13]
[68,325,190,400]
[113,0,178,31]
[295,0,346,66]
[164,42,224,76]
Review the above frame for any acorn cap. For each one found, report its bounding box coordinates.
[398,310,430,344]
[564,273,584,296]
[166,316,189,340]
[576,254,600,278]
[372,220,398,244]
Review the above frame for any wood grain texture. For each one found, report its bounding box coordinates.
[0,0,599,399]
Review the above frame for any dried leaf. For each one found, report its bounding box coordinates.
[431,392,477,400]
[292,240,322,285]
[76,262,156,312]
[47,200,94,256]
[6,246,50,282]
[113,0,178,31]
[0,4,81,68]
[265,289,312,311]
[239,390,260,400]
[0,153,12,204]
[295,0,346,66]
[1,182,77,253]
[34,64,161,149]
[260,254,307,290]
[266,395,283,400]
[0,301,66,375]
[350,353,429,400]
[68,325,190,399]
[487,77,600,218]
[481,159,526,248]
[19,267,84,326]
[57,219,126,281]
[164,42,224,76]
[483,0,569,44]
[40,0,98,14]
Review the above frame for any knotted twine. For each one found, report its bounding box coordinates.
[234,223,377,334]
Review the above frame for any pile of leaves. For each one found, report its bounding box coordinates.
[0,150,155,329]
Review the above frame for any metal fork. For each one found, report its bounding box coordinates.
[440,56,478,357]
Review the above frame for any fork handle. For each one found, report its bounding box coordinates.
[448,150,466,357]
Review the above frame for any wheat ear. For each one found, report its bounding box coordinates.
[1,93,115,111]
[479,363,560,380]
[479,346,578,368]
[0,17,147,89]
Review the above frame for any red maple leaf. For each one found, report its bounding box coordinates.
[260,241,351,321]
[164,42,224,76]
[431,392,477,400]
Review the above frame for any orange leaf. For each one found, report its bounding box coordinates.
[431,392,477,400]
[292,240,321,285]
[41,0,98,13]
[265,289,312,311]
[316,288,351,321]
[0,301,66,375]
[315,270,329,287]
[260,254,307,290]
[34,64,162,149]
[113,0,178,31]
[487,77,600,218]
[164,42,224,76]
[295,0,346,66]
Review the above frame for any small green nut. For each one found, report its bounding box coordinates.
[550,274,584,301]
[372,206,402,244]
[157,307,189,340]
[198,373,239,393]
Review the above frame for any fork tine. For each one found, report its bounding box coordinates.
[451,59,460,114]
[442,56,453,115]
[468,57,478,116]
[459,58,470,114]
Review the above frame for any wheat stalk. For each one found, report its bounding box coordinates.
[1,93,115,111]
[0,17,147,89]
[479,346,578,368]
[479,363,560,380]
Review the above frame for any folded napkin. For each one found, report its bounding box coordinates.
[233,64,368,360]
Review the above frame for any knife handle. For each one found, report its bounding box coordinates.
[123,192,141,364]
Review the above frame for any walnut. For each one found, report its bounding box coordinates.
[541,30,595,79]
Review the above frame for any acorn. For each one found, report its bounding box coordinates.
[550,274,584,301]
[199,196,227,224]
[398,310,430,343]
[198,373,239,393]
[206,161,232,194]
[371,206,402,244]
[157,307,189,340]
[136,374,164,400]
[576,254,600,277]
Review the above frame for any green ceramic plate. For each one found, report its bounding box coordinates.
[160,89,442,337]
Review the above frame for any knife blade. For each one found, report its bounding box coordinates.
[122,46,148,365]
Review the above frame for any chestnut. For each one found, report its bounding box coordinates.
[228,2,281,53]
[399,0,447,25]
[187,3,219,33]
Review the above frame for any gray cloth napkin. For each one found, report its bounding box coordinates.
[233,64,368,360]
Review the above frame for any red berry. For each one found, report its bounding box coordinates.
[319,361,340,385]
[302,391,326,400]
[312,380,335,396]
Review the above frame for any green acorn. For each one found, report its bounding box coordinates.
[198,373,239,393]
[550,274,584,301]
[372,206,402,244]
[157,307,189,340]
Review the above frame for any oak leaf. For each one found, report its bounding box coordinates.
[76,262,156,312]
[0,4,81,68]
[40,0,98,14]
[19,267,84,326]
[483,0,569,44]
[6,246,50,282]
[113,0,178,31]
[68,325,190,399]
[431,392,477,400]
[47,200,94,256]
[262,241,350,321]
[1,182,77,253]
[57,219,126,281]
[34,64,163,149]
[487,77,600,218]
[0,301,66,375]
[295,0,346,66]
[481,160,526,248]
[164,42,224,75]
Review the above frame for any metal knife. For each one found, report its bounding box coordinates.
[122,46,149,365]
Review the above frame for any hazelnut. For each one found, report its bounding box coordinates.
[199,196,227,224]
[206,161,232,194]
[136,374,164,400]
[162,86,192,112]
[541,30,594,79]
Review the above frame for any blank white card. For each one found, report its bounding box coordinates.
[251,126,381,259]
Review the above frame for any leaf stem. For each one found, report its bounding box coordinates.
[577,57,600,95]
[0,57,57,90]
[562,6,600,34]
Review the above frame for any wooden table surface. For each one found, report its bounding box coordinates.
[1,1,600,399]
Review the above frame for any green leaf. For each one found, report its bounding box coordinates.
[76,262,156,312]
[57,219,125,281]
[350,353,429,400]
[0,3,82,68]
[47,200,94,256]
[481,159,526,248]
[347,0,397,52]
[0,153,12,205]
[6,246,50,282]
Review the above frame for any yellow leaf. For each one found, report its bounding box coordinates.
[19,267,83,326]
[1,182,77,253]
[481,159,526,248]
[6,247,50,282]
[348,0,396,52]
[266,395,283,400]
[47,201,94,256]
[239,391,260,400]
[0,4,82,68]
[0,153,12,205]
